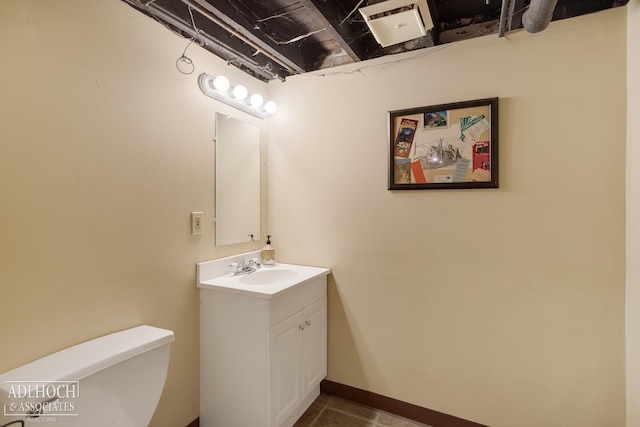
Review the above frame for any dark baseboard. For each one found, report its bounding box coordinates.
[320,380,489,427]
[186,417,199,427]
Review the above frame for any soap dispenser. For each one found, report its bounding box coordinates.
[261,235,275,266]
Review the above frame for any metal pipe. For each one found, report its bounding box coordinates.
[522,0,558,33]
[497,0,512,37]
[181,0,304,74]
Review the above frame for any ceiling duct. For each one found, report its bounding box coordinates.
[522,0,559,33]
[359,0,433,48]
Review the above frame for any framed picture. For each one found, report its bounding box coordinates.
[389,97,498,190]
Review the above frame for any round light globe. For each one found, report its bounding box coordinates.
[249,93,264,108]
[232,85,248,100]
[264,101,278,114]
[212,75,230,92]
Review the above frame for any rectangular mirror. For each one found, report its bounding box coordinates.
[215,113,261,246]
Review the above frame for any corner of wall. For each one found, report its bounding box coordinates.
[627,1,640,426]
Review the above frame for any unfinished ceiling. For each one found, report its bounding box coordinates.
[122,0,628,82]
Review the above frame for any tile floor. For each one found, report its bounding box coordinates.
[293,394,432,427]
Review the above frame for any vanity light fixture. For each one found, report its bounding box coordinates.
[198,73,277,120]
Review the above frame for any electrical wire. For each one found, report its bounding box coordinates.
[1,421,25,427]
[256,7,302,23]
[175,5,204,75]
[175,46,195,74]
[339,0,366,26]
[275,28,326,45]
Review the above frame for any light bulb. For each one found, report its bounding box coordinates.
[249,93,264,108]
[212,75,230,92]
[264,100,278,114]
[232,85,248,100]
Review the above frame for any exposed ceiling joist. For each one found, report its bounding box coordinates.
[121,0,629,82]
[185,0,306,74]
[300,0,361,65]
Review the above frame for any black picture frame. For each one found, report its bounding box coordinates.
[388,97,499,190]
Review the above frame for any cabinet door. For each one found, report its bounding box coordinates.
[302,297,327,397]
[269,311,303,427]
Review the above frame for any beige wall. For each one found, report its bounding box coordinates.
[628,0,640,425]
[0,2,630,427]
[0,1,268,426]
[268,8,627,427]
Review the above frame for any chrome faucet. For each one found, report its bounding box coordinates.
[230,258,261,275]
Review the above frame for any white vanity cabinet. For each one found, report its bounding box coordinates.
[197,260,329,427]
[269,297,327,426]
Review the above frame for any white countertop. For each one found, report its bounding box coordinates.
[197,260,330,299]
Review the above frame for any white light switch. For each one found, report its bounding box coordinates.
[191,212,203,235]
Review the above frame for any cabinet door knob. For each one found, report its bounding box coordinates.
[305,320,311,326]
[299,325,305,330]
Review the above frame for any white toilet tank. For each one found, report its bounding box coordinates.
[0,325,174,427]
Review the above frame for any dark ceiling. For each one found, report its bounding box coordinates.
[122,0,627,82]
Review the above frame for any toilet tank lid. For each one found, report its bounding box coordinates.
[0,325,174,389]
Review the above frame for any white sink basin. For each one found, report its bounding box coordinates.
[197,258,330,298]
[239,269,299,285]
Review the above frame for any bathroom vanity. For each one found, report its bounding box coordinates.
[197,253,330,427]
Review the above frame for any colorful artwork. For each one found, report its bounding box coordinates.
[393,118,418,158]
[388,98,498,190]
[424,110,448,128]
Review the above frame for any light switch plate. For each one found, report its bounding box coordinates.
[191,212,204,235]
